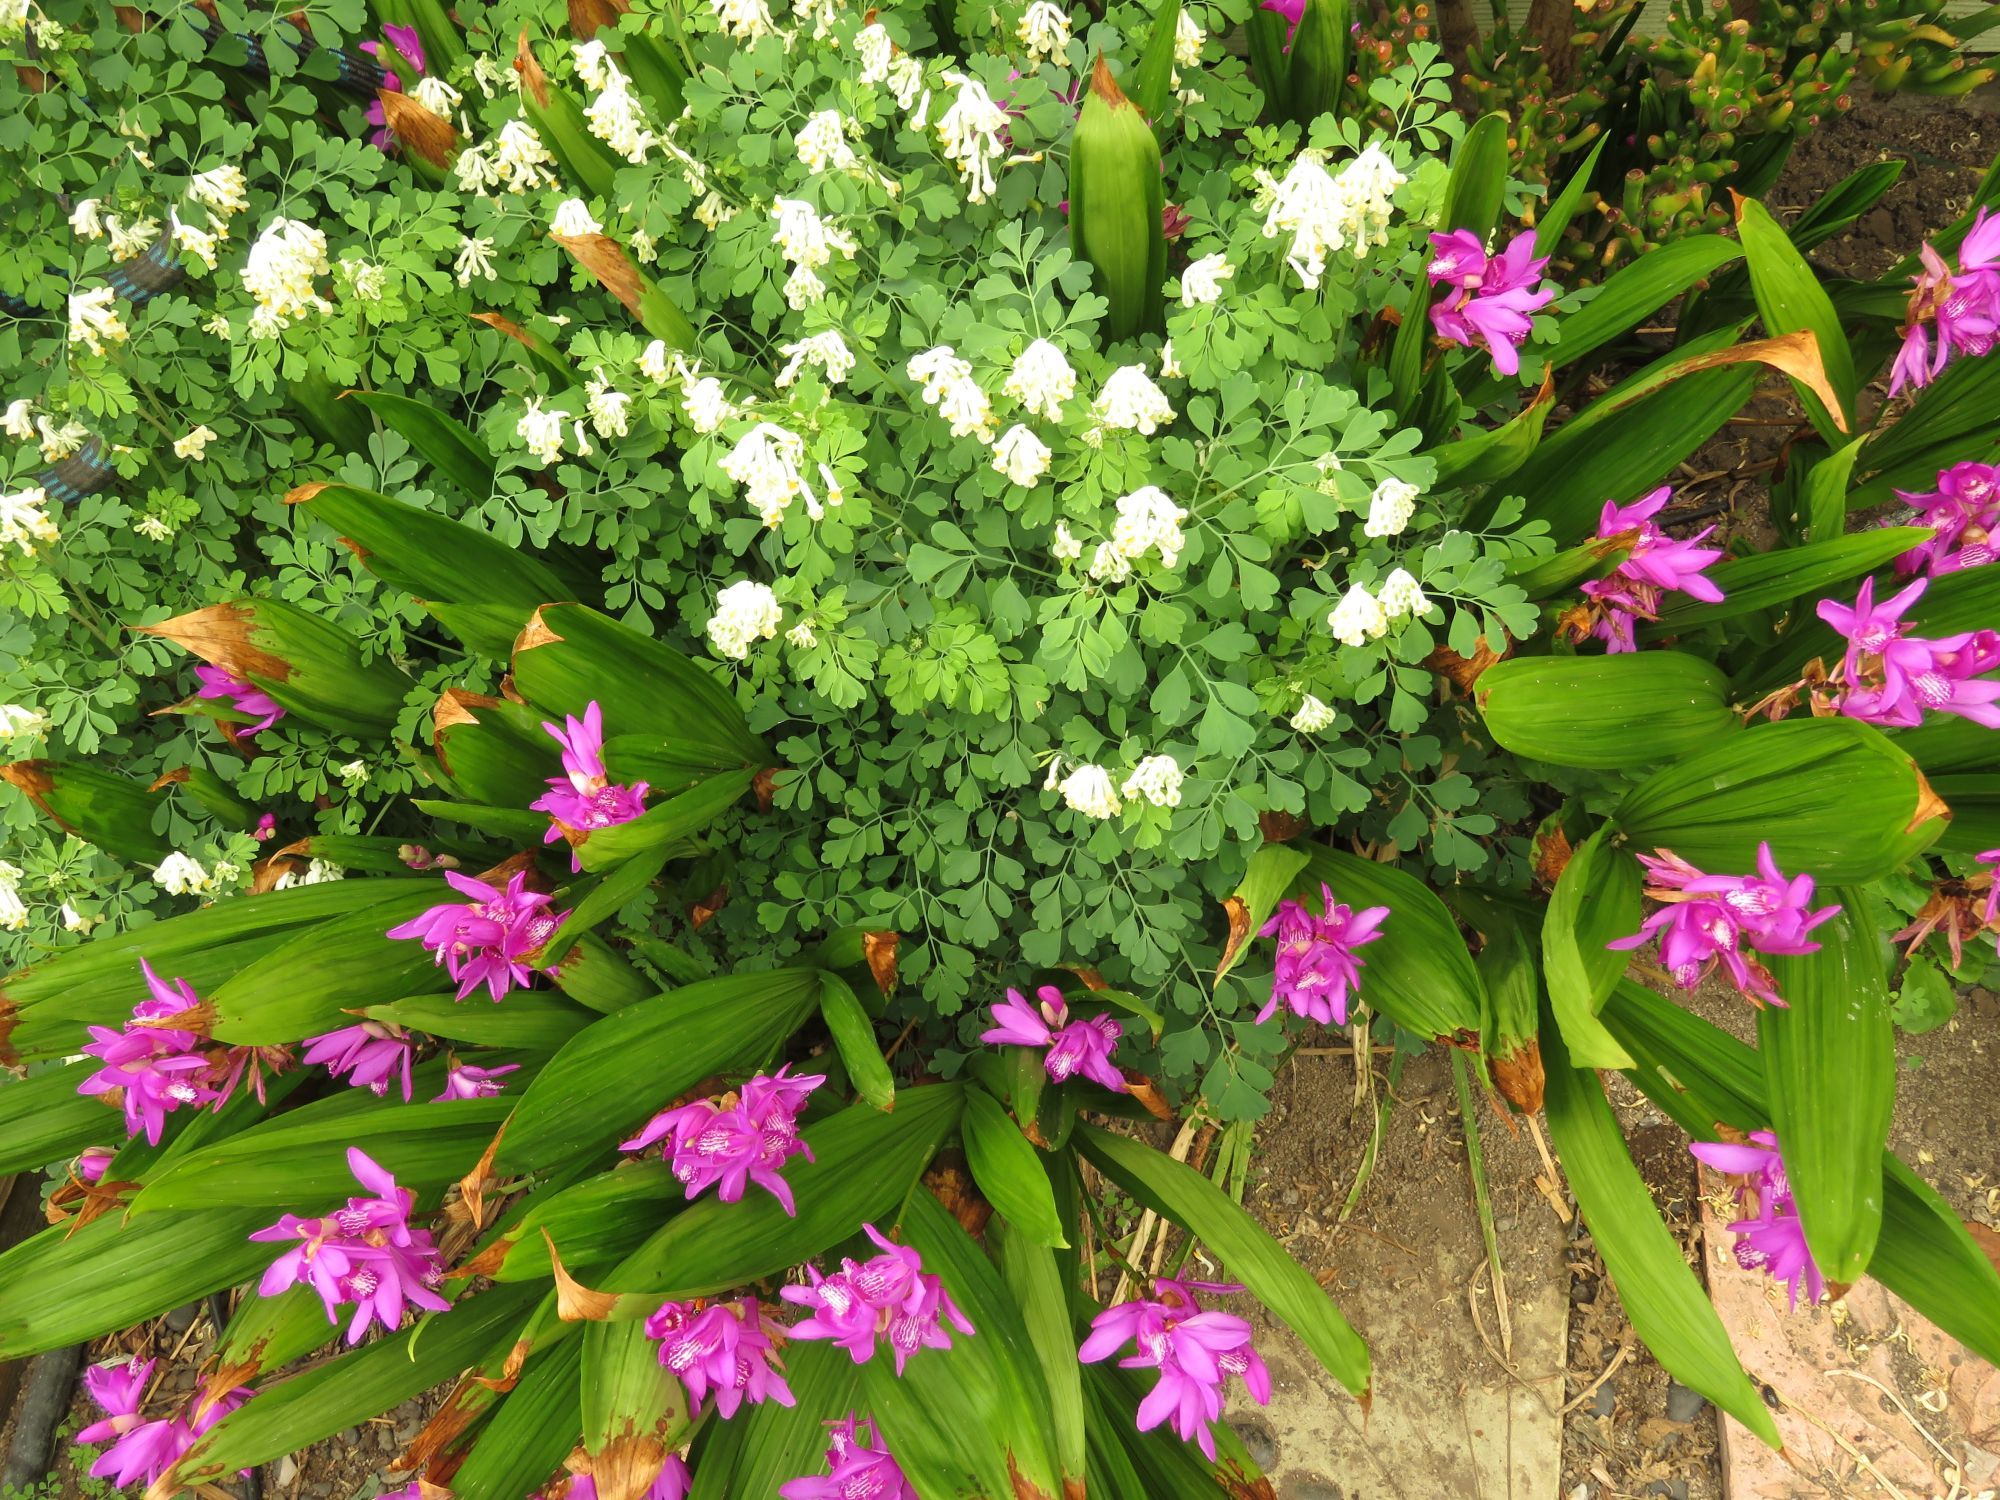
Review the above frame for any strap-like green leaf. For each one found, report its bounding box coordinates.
[1646,526,1928,634]
[1736,196,1857,443]
[1760,898,1894,1286]
[573,768,759,873]
[449,1332,587,1500]
[583,1318,693,1497]
[342,389,495,498]
[684,1339,856,1500]
[963,1084,1067,1247]
[1533,135,1608,259]
[367,990,595,1051]
[1128,0,1184,119]
[1552,236,1745,370]
[1076,1123,1370,1399]
[820,971,895,1111]
[0,759,172,865]
[1540,825,1639,1069]
[1298,848,1484,1041]
[1476,653,1737,770]
[0,1062,115,1175]
[992,1217,1088,1490]
[1540,1014,1781,1448]
[1213,842,1310,984]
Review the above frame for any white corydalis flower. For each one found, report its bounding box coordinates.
[170,211,220,271]
[1290,694,1336,733]
[856,22,895,82]
[906,346,995,442]
[1109,486,1188,568]
[411,76,461,115]
[1257,143,1407,289]
[517,398,568,466]
[456,119,560,196]
[1087,541,1131,584]
[1328,583,1389,647]
[105,214,159,262]
[550,198,603,237]
[582,55,656,163]
[1057,764,1122,819]
[1093,365,1174,435]
[786,619,819,649]
[770,198,858,309]
[775,330,856,388]
[242,218,332,337]
[1174,8,1204,65]
[711,0,776,39]
[36,416,86,462]
[991,425,1052,487]
[935,72,1009,203]
[1004,339,1076,422]
[721,422,839,525]
[0,863,25,933]
[1122,754,1183,809]
[1180,253,1233,307]
[0,704,49,742]
[68,288,128,356]
[707,580,783,658]
[187,164,249,219]
[69,199,105,239]
[173,425,217,461]
[794,111,860,174]
[2,400,33,440]
[1365,477,1419,537]
[1052,521,1084,562]
[153,851,214,896]
[454,235,497,285]
[1016,0,1072,62]
[1378,566,1429,619]
[585,376,632,439]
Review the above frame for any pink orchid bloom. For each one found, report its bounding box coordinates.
[1256,883,1389,1027]
[1078,1278,1271,1461]
[980,985,1126,1091]
[386,868,569,1003]
[646,1296,796,1418]
[781,1223,976,1374]
[621,1066,823,1215]
[780,1415,916,1500]
[1689,1130,1824,1310]
[77,960,219,1144]
[530,702,650,871]
[301,1020,417,1100]
[193,663,286,738]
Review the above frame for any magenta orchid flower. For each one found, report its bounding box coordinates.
[76,1358,250,1490]
[1427,229,1558,377]
[1078,1278,1271,1461]
[1576,486,1726,652]
[386,868,569,1003]
[780,1416,916,1500]
[1607,844,1839,1007]
[433,1061,520,1101]
[77,960,219,1144]
[193,663,286,738]
[301,1020,417,1100]
[646,1296,796,1418]
[1258,0,1306,42]
[1890,208,2000,395]
[77,1145,115,1184]
[1256,883,1389,1027]
[251,1148,450,1344]
[781,1223,977,1373]
[1689,1131,1825,1310]
[359,24,427,151]
[980,985,1126,1091]
[530,702,650,870]
[1818,575,2000,728]
[1895,461,2000,577]
[621,1065,823,1215]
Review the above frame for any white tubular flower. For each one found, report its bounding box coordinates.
[133,513,175,542]
[173,425,217,461]
[453,140,503,194]
[907,345,994,441]
[794,111,859,174]
[37,416,87,462]
[776,329,856,388]
[856,22,894,82]
[572,38,612,89]
[489,118,560,193]
[629,227,658,263]
[0,486,58,556]
[202,312,232,339]
[169,211,220,271]
[1290,693,1336,733]
[935,73,1009,203]
[888,58,928,114]
[1378,566,1429,619]
[1016,0,1072,62]
[707,580,783,658]
[1174,8,1204,65]
[585,68,656,163]
[333,760,368,791]
[1122,754,1183,808]
[272,858,345,889]
[242,218,331,336]
[1257,143,1408,289]
[1335,143,1406,249]
[639,339,673,384]
[341,259,387,302]
[516,399,568,466]
[712,0,776,38]
[69,199,105,238]
[1328,583,1389,647]
[1,400,33,440]
[681,372,738,433]
[770,198,857,308]
[1087,540,1132,583]
[991,424,1052,487]
[1158,340,1183,380]
[1052,521,1084,561]
[1180,252,1233,307]
[61,901,98,933]
[1003,339,1076,421]
[721,422,814,526]
[453,235,497,285]
[68,287,128,355]
[412,75,461,114]
[1058,763,1122,819]
[0,862,25,932]
[106,214,159,262]
[187,164,249,218]
[0,704,49,741]
[694,191,737,231]
[550,198,603,237]
[585,376,632,438]
[153,851,214,896]
[1110,485,1188,568]
[1364,476,1419,538]
[786,619,819,648]
[1093,365,1175,435]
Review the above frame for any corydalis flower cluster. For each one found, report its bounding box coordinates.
[1427,229,1557,378]
[1895,461,2000,577]
[1817,576,2000,729]
[1607,843,1838,1007]
[76,1358,249,1490]
[531,702,649,866]
[1890,207,2000,395]
[981,985,1125,1090]
[621,1066,822,1215]
[387,868,568,1002]
[1080,1278,1270,1460]
[1573,487,1725,652]
[646,1296,795,1417]
[1688,1131,1824,1309]
[1258,884,1388,1027]
[251,1148,449,1343]
[782,1223,976,1372]
[1256,144,1407,289]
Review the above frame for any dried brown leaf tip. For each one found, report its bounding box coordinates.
[1426,633,1509,693]
[553,232,650,324]
[134,602,291,684]
[1215,895,1253,982]
[514,29,551,107]
[863,930,900,996]
[568,0,631,38]
[590,1434,673,1500]
[379,91,460,168]
[514,604,567,658]
[544,1230,621,1321]
[1490,1038,1546,1114]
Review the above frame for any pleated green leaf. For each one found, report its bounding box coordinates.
[1425,370,1559,488]
[342,389,495,498]
[583,1317,693,1500]
[1475,652,1737,770]
[1533,135,1609,259]
[963,1083,1067,1247]
[212,1284,341,1385]
[684,1339,856,1500]
[991,1216,1087,1491]
[478,1160,686,1282]
[1298,848,1483,1041]
[1285,0,1348,127]
[0,1062,116,1174]
[820,970,895,1112]
[1540,1013,1781,1448]
[1213,841,1311,984]
[1614,717,1946,882]
[497,968,822,1172]
[368,989,595,1051]
[1550,235,1744,369]
[1758,898,1895,1286]
[1540,825,1640,1069]
[1736,196,1857,443]
[1076,1123,1369,1399]
[0,759,171,865]
[572,768,758,873]
[1128,0,1184,120]
[1646,526,1929,633]
[449,1333,586,1500]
